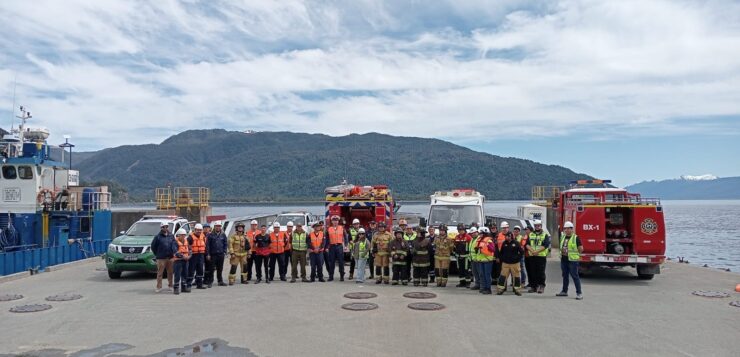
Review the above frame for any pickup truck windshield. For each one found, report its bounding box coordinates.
[429,205,482,226]
[274,215,306,226]
[126,222,169,236]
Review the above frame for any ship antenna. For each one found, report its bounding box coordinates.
[9,73,17,130]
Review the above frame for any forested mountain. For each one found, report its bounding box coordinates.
[76,130,592,202]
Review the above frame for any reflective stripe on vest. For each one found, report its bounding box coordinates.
[175,239,190,260]
[403,232,416,241]
[292,232,307,251]
[328,226,344,245]
[529,231,549,257]
[247,230,258,251]
[559,234,580,261]
[270,232,285,254]
[190,233,206,254]
[472,237,494,262]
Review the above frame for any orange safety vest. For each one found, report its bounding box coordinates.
[175,239,190,260]
[310,231,325,252]
[270,231,286,254]
[285,231,292,251]
[479,237,494,257]
[190,232,207,254]
[328,226,344,245]
[247,230,258,252]
[496,233,507,251]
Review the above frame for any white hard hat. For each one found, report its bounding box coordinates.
[352,218,360,224]
[250,220,258,225]
[194,224,203,230]
[500,221,509,228]
[287,221,294,227]
[273,222,280,227]
[513,225,521,230]
[213,220,222,226]
[478,227,490,234]
[564,221,574,229]
[533,219,542,225]
[175,228,187,235]
[467,228,478,234]
[358,228,366,234]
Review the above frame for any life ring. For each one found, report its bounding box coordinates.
[37,189,55,206]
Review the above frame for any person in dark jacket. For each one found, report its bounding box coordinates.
[496,229,524,296]
[151,223,176,293]
[205,221,228,287]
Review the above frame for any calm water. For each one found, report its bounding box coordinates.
[115,200,740,270]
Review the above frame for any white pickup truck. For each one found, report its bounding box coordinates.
[268,211,320,232]
[428,189,485,236]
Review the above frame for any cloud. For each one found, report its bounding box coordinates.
[0,0,738,150]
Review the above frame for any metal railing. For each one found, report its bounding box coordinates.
[156,187,210,209]
[564,196,661,206]
[532,186,564,205]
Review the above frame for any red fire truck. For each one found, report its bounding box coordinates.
[556,180,665,279]
[324,182,395,228]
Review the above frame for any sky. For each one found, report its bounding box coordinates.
[0,0,739,187]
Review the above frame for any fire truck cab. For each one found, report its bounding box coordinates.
[557,180,665,279]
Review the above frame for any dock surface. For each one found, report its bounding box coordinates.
[1,258,739,356]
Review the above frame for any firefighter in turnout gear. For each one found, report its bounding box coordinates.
[433,225,455,287]
[402,224,416,282]
[371,222,392,284]
[411,228,431,287]
[348,218,362,280]
[228,223,251,285]
[187,224,208,290]
[496,225,524,296]
[390,229,409,285]
[454,223,472,287]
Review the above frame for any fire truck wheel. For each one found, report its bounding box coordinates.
[637,273,654,280]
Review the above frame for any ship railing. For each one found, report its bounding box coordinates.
[531,186,565,205]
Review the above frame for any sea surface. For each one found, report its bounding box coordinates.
[114,200,740,270]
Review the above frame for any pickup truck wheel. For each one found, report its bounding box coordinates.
[637,273,654,280]
[108,270,122,279]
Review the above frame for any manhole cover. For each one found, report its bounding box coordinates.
[730,301,740,308]
[10,304,52,313]
[344,292,378,299]
[341,302,378,311]
[0,294,23,302]
[403,292,437,299]
[692,290,730,298]
[46,294,83,302]
[408,302,445,311]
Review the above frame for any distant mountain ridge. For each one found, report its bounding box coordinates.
[626,176,740,199]
[75,129,593,202]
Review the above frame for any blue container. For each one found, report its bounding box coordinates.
[82,188,96,211]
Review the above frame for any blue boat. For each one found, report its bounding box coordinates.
[0,106,112,276]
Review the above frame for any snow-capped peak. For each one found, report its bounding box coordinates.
[680,174,718,181]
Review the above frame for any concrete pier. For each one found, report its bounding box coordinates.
[0,257,738,356]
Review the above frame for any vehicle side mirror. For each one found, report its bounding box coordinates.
[485,217,494,227]
[419,217,427,227]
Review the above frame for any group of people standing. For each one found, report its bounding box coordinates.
[151,216,584,300]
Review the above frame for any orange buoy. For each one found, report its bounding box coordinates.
[736,284,740,293]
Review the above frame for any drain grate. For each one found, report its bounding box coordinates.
[0,294,24,302]
[403,292,437,299]
[10,304,52,313]
[46,294,83,302]
[344,292,378,299]
[692,290,730,298]
[341,302,379,311]
[730,301,740,308]
[408,302,445,311]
